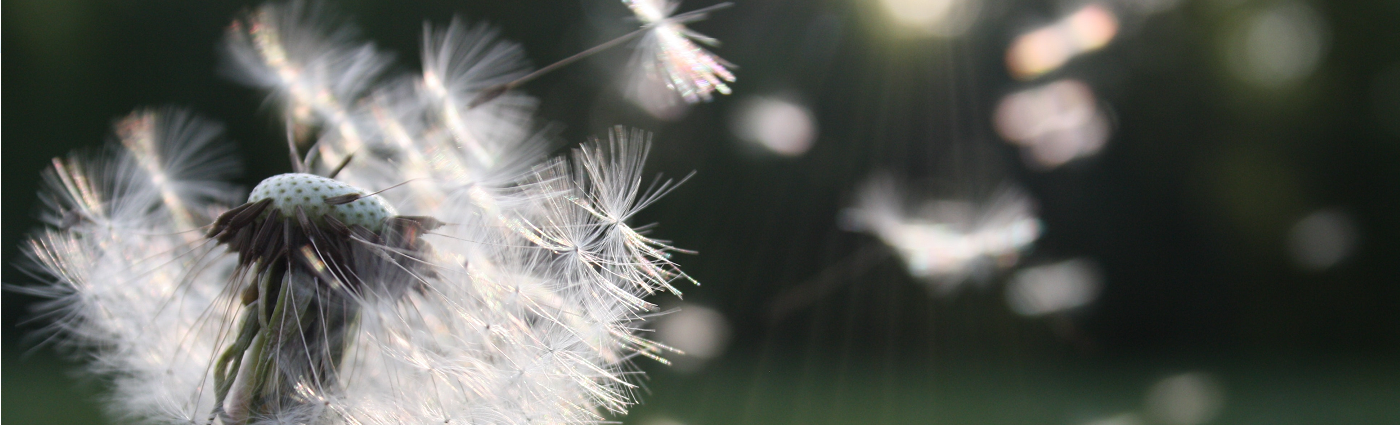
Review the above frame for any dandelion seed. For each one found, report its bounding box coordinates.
[112,108,244,230]
[455,1,738,108]
[844,174,1042,292]
[224,0,391,165]
[17,109,249,423]
[625,0,737,103]
[17,2,700,424]
[419,18,538,170]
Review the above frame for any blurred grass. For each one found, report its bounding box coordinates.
[624,354,1400,425]
[12,349,1395,424]
[3,350,104,424]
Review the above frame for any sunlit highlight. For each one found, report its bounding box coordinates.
[1224,1,1328,89]
[994,79,1110,169]
[1006,4,1118,80]
[1287,208,1357,271]
[1006,258,1103,316]
[730,96,818,156]
[626,71,693,120]
[1145,373,1226,425]
[1081,412,1146,425]
[879,0,982,37]
[653,304,731,372]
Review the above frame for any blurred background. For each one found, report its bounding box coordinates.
[4,0,1399,423]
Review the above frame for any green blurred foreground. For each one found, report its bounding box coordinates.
[7,350,1397,424]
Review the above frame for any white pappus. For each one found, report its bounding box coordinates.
[844,174,1042,293]
[623,0,737,104]
[17,1,703,424]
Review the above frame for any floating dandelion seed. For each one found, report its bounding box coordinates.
[16,1,701,424]
[224,0,391,155]
[624,0,737,103]
[446,0,737,108]
[844,174,1042,292]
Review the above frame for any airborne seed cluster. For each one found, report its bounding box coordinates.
[247,173,396,231]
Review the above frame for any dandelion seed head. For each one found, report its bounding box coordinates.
[20,2,704,423]
[248,173,396,230]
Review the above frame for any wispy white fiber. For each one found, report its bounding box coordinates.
[624,0,737,104]
[846,174,1042,292]
[19,1,700,424]
[223,0,392,166]
[19,108,242,424]
[223,0,389,121]
[419,18,538,171]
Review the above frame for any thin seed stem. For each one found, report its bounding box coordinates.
[468,2,733,108]
[470,26,651,108]
[326,152,356,179]
[285,110,306,174]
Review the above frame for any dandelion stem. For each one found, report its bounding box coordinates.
[214,306,263,405]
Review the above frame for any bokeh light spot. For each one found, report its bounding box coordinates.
[1006,259,1103,316]
[1225,1,1328,88]
[1006,4,1119,80]
[994,79,1110,169]
[654,304,732,372]
[1287,208,1357,271]
[1081,412,1145,425]
[1145,373,1226,425]
[879,0,982,37]
[730,96,818,156]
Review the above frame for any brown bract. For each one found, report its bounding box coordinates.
[206,198,442,303]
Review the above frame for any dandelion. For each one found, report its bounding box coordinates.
[844,174,1042,292]
[16,1,702,424]
[624,0,737,103]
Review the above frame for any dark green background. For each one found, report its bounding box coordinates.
[5,0,1398,424]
